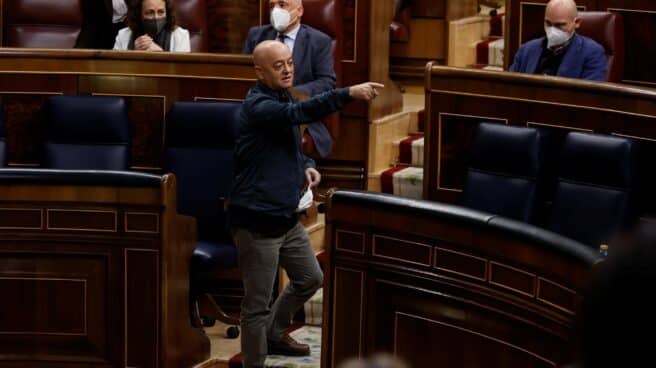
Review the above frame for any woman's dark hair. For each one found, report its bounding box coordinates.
[127,0,177,34]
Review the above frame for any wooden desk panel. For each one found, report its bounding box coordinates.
[0,49,255,170]
[424,65,656,210]
[0,173,209,367]
[323,191,596,368]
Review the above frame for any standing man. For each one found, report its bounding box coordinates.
[228,40,382,368]
[77,0,128,49]
[243,0,337,157]
[509,0,607,81]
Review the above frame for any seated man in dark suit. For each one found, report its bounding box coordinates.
[509,0,607,81]
[243,0,337,157]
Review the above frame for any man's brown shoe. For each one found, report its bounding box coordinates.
[267,333,311,356]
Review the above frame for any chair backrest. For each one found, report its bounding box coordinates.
[4,0,83,48]
[462,123,545,223]
[174,0,209,52]
[549,132,637,247]
[44,96,130,170]
[578,11,624,83]
[302,0,343,149]
[164,101,240,242]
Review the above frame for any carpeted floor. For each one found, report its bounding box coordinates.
[200,323,322,368]
[263,326,321,368]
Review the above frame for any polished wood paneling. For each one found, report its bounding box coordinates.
[335,229,365,254]
[343,0,357,62]
[324,192,595,368]
[0,252,109,364]
[207,0,260,53]
[0,49,254,171]
[3,92,58,166]
[0,174,209,367]
[0,278,86,334]
[47,209,117,232]
[507,0,656,85]
[0,208,42,229]
[126,249,159,367]
[125,212,160,234]
[390,0,477,81]
[390,19,446,60]
[124,95,166,170]
[424,66,656,210]
[331,267,364,364]
[372,234,432,267]
[392,306,555,367]
[434,247,488,281]
[342,0,403,121]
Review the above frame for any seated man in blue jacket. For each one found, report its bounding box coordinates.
[243,0,336,157]
[509,0,607,81]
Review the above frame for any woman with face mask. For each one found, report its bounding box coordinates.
[113,0,190,52]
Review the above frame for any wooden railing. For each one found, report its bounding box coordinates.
[323,189,599,368]
[423,65,656,214]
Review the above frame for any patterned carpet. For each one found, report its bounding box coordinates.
[264,326,322,368]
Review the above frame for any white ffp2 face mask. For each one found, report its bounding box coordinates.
[545,26,572,49]
[271,7,292,32]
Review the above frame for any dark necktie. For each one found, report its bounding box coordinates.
[277,33,287,43]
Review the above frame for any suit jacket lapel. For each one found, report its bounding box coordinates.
[558,34,583,78]
[260,26,276,43]
[525,38,544,74]
[292,26,309,78]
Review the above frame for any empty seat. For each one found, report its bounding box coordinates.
[44,96,130,170]
[549,132,638,247]
[164,101,241,326]
[578,11,625,83]
[174,0,209,52]
[462,123,545,222]
[4,0,83,48]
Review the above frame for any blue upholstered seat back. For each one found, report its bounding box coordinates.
[462,123,545,223]
[44,96,130,170]
[164,101,240,243]
[549,132,637,247]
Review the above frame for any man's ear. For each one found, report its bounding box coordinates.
[254,65,264,80]
[573,16,582,30]
[297,4,304,18]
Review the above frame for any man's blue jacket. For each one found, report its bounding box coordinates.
[228,82,352,231]
[509,33,608,81]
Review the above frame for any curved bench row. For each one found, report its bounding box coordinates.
[324,189,599,368]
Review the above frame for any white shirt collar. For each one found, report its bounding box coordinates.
[282,24,301,42]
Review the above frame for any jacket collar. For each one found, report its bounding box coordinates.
[527,33,582,77]
[254,81,293,101]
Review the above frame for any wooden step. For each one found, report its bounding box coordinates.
[371,165,424,200]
